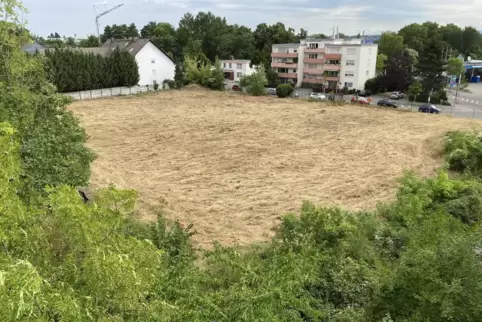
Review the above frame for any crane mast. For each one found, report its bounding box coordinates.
[95,3,124,43]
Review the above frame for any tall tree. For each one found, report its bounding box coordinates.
[398,23,429,53]
[378,32,405,58]
[417,34,446,95]
[382,50,413,91]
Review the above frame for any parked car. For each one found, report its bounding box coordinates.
[390,91,405,99]
[351,96,370,105]
[267,88,277,95]
[232,85,242,91]
[377,99,399,108]
[418,103,441,114]
[310,93,326,100]
[357,90,372,97]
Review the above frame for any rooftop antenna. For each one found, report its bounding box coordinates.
[94,2,124,43]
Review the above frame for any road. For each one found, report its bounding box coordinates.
[295,84,482,120]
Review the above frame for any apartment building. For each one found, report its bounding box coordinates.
[271,38,378,90]
[221,59,256,82]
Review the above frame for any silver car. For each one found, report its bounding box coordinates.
[309,93,326,100]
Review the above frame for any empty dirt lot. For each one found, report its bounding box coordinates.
[70,89,482,248]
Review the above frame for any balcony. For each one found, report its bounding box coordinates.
[324,53,342,59]
[303,68,324,75]
[271,52,298,58]
[303,58,325,64]
[271,62,298,69]
[302,78,324,84]
[324,64,341,71]
[278,72,298,79]
[305,48,325,53]
[325,76,340,81]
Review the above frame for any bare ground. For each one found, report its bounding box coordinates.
[70,90,482,248]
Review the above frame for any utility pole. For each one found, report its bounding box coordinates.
[336,26,339,39]
[94,3,124,43]
[332,26,335,40]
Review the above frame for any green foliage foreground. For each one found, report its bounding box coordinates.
[3,120,482,321]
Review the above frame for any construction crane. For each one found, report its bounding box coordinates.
[95,3,124,43]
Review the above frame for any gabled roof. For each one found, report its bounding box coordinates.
[79,38,176,64]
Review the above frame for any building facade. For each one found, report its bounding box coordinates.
[271,38,378,90]
[221,59,256,82]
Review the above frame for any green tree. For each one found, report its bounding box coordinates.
[417,34,446,97]
[378,32,405,58]
[376,53,388,73]
[408,80,422,103]
[447,57,465,77]
[398,23,429,53]
[174,62,185,88]
[79,35,100,47]
[383,50,413,91]
[240,66,268,95]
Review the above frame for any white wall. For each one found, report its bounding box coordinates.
[135,42,175,86]
[340,46,359,89]
[356,45,378,90]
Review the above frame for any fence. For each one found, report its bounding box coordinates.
[64,85,162,101]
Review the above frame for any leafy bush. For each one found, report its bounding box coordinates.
[364,76,386,94]
[240,66,268,96]
[276,84,294,98]
[408,90,447,104]
[444,131,482,176]
[184,55,224,90]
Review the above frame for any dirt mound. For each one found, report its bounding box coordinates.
[181,84,209,91]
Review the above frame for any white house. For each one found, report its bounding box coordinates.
[221,59,256,82]
[81,39,176,86]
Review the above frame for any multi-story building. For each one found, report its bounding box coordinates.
[221,59,256,82]
[271,38,378,90]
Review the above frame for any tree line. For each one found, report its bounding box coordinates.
[43,48,139,92]
[368,23,482,103]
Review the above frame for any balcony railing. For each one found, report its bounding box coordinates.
[302,78,324,84]
[272,62,298,68]
[303,68,324,75]
[303,58,325,64]
[324,76,340,81]
[305,48,325,53]
[324,53,342,59]
[324,64,341,71]
[271,52,298,58]
[278,72,297,79]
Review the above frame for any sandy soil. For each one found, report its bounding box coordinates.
[70,90,482,248]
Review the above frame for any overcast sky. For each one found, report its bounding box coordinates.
[23,0,482,38]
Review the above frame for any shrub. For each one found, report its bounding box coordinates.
[276,84,294,98]
[408,90,447,104]
[153,81,159,90]
[444,131,482,176]
[240,66,268,96]
[364,76,386,94]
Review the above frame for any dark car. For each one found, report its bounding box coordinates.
[418,103,441,114]
[377,99,399,108]
[232,85,242,91]
[357,90,372,97]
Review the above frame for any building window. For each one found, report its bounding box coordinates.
[152,69,156,75]
[309,43,319,49]
[229,63,232,68]
[223,63,226,68]
[347,48,356,55]
[294,49,297,53]
[308,54,317,59]
[151,59,156,64]
[344,82,353,88]
[293,69,297,73]
[237,72,243,78]
[327,47,341,54]
[345,72,354,77]
[237,63,242,69]
[366,70,369,76]
[346,60,355,66]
